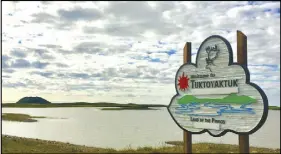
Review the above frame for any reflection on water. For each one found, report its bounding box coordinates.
[2,107,280,149]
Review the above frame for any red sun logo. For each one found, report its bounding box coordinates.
[178,72,189,91]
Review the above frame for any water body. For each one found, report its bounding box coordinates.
[2,108,280,149]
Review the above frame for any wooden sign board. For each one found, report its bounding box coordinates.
[168,35,268,137]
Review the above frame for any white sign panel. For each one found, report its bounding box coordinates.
[168,35,268,137]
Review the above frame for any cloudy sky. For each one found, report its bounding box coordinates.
[1,1,280,106]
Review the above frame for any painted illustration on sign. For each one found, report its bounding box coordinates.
[175,94,256,117]
[168,35,268,137]
[205,44,220,72]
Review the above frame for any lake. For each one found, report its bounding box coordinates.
[1,108,280,149]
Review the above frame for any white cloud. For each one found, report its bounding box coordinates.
[1,1,280,107]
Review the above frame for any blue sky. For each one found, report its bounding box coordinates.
[1,1,280,106]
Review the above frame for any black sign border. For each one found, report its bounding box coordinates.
[167,35,269,137]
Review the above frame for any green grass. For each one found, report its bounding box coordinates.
[2,113,46,122]
[178,93,257,105]
[2,102,167,108]
[269,106,280,110]
[2,135,280,153]
[101,106,158,110]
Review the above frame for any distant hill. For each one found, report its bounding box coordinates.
[16,97,51,104]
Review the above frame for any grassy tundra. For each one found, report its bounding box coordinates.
[1,102,166,109]
[2,102,279,110]
[2,113,46,122]
[2,135,280,153]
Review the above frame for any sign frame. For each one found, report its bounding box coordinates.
[167,33,269,138]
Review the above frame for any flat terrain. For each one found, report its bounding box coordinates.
[269,106,280,110]
[2,113,46,122]
[2,135,280,153]
[2,102,279,110]
[101,106,158,110]
[1,102,166,108]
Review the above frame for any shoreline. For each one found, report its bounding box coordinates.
[2,135,280,153]
[2,113,47,122]
[1,103,167,108]
[2,103,279,110]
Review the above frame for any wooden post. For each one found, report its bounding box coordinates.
[183,42,192,154]
[183,42,192,64]
[237,30,250,154]
[237,31,248,67]
[239,134,250,153]
[184,131,192,153]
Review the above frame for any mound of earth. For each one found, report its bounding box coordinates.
[16,97,51,104]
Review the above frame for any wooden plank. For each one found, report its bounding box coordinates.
[237,30,250,154]
[183,42,192,154]
[190,87,238,95]
[193,122,221,130]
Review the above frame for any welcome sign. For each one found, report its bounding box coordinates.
[168,35,268,137]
